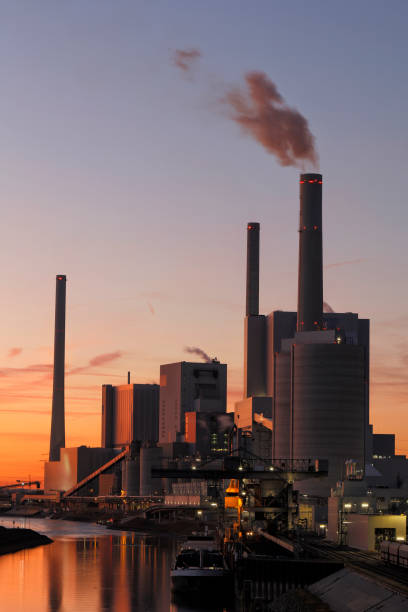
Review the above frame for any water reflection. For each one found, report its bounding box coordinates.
[0,518,232,611]
[47,541,63,611]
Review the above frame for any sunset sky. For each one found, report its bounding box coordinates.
[1,1,408,484]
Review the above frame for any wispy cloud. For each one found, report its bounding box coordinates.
[0,408,98,416]
[0,363,52,377]
[8,347,22,358]
[378,316,408,330]
[148,302,155,315]
[325,258,368,269]
[89,351,122,367]
[0,351,124,408]
[68,351,124,375]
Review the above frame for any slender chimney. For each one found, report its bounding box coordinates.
[244,222,266,398]
[297,174,323,331]
[49,275,66,461]
[246,222,260,316]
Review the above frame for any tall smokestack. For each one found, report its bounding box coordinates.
[246,222,260,316]
[297,174,323,332]
[49,275,66,461]
[244,222,266,398]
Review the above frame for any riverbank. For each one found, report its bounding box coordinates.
[1,507,215,537]
[110,517,214,535]
[0,525,53,555]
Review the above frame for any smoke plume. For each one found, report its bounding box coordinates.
[184,346,212,363]
[323,301,335,313]
[223,72,318,168]
[173,48,201,72]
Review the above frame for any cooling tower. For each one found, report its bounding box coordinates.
[291,343,365,481]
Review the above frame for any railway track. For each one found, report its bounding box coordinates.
[303,539,408,596]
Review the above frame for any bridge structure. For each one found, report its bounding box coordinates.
[152,454,327,484]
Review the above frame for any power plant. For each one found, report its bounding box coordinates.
[34,172,408,585]
[43,174,372,499]
[239,174,369,488]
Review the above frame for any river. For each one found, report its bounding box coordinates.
[0,518,232,612]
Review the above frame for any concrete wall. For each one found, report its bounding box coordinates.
[44,447,78,492]
[121,457,140,496]
[373,434,396,457]
[44,446,117,493]
[76,447,118,482]
[132,385,159,443]
[273,351,291,459]
[112,385,133,446]
[251,421,272,460]
[235,398,253,429]
[140,446,163,496]
[159,363,182,443]
[99,473,115,496]
[371,456,408,487]
[101,385,114,447]
[327,496,339,543]
[346,514,406,551]
[291,343,365,484]
[265,311,297,396]
[244,315,266,398]
[103,384,159,448]
[235,396,272,429]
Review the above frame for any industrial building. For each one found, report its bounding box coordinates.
[159,360,227,444]
[237,175,370,488]
[234,397,273,460]
[328,480,407,550]
[185,411,234,456]
[102,383,159,448]
[44,446,118,494]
